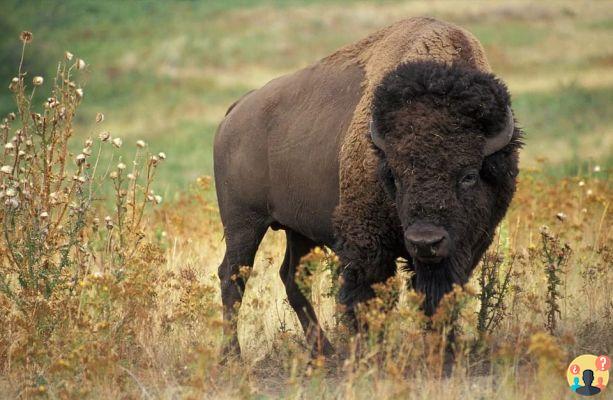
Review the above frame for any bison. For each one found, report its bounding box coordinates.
[214,17,522,356]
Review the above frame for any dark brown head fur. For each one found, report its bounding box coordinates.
[371,61,522,314]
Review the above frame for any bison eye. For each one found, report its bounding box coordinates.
[459,169,479,188]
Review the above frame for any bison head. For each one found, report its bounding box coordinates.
[370,61,521,315]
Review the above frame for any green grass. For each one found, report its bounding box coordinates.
[1,0,612,195]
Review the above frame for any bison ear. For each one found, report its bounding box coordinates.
[370,119,386,151]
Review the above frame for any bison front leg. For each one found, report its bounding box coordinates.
[336,241,398,334]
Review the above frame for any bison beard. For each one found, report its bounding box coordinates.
[412,253,469,316]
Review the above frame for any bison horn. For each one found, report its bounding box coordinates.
[370,119,386,150]
[484,107,515,156]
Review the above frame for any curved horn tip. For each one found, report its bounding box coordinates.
[484,107,515,156]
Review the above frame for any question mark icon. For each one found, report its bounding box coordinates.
[596,355,611,371]
[570,364,580,375]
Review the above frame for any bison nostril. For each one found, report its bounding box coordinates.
[404,224,450,260]
[405,233,445,248]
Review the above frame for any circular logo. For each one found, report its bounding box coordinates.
[567,354,610,396]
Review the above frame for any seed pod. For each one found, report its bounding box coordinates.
[76,154,86,165]
[8,78,19,92]
[76,58,86,70]
[99,131,111,142]
[20,31,33,44]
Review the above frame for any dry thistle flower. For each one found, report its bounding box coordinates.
[95,112,104,123]
[112,137,123,148]
[593,165,601,172]
[75,88,84,99]
[158,152,166,160]
[75,154,86,165]
[9,77,19,92]
[7,112,16,121]
[109,171,118,179]
[64,51,74,61]
[5,143,14,150]
[136,140,146,148]
[45,97,59,109]
[555,212,567,221]
[117,162,126,170]
[5,197,19,209]
[99,131,111,141]
[5,188,16,197]
[76,58,86,70]
[578,180,585,187]
[20,31,33,43]
[40,211,49,219]
[1,165,13,174]
[154,195,162,204]
[104,216,114,229]
[84,138,93,147]
[127,173,136,180]
[32,76,44,86]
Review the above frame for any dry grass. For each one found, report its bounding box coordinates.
[112,167,610,400]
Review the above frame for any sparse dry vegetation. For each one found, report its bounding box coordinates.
[0,1,611,399]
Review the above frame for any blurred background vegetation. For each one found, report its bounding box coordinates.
[1,0,612,199]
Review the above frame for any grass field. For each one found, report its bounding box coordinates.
[0,0,611,399]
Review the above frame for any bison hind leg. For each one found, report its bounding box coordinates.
[218,215,269,358]
[280,230,334,357]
